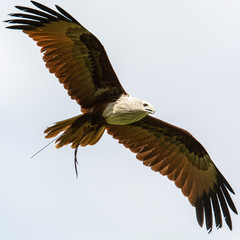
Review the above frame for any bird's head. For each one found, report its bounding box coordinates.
[142,101,155,114]
[102,95,155,125]
[127,96,155,115]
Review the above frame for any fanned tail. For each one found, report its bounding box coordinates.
[44,114,105,148]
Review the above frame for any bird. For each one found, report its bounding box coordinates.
[5,1,237,232]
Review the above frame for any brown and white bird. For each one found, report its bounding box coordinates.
[6,1,237,232]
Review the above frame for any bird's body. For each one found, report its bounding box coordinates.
[6,1,237,232]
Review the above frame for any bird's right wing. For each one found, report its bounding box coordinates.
[6,1,127,111]
[106,115,237,232]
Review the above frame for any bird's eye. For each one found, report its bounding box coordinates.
[143,103,148,107]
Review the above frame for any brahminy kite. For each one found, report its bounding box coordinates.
[5,1,237,232]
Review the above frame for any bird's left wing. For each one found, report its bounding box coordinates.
[106,115,237,232]
[5,1,126,111]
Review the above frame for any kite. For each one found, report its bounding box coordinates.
[5,1,237,232]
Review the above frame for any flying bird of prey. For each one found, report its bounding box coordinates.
[6,1,237,232]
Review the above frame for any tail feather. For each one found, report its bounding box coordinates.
[80,125,105,146]
[44,115,80,138]
[80,130,96,146]
[89,126,105,145]
[44,114,105,148]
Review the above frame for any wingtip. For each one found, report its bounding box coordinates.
[30,1,44,9]
[31,0,38,6]
[207,227,212,234]
[15,5,28,12]
[216,222,222,230]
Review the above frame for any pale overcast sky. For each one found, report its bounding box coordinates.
[1,0,240,239]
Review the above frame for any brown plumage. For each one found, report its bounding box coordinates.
[5,1,237,232]
[107,116,237,231]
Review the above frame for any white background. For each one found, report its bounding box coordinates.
[1,0,240,239]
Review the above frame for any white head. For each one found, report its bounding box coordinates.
[126,96,155,115]
[103,95,155,125]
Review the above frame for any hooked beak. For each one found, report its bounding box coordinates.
[146,106,155,114]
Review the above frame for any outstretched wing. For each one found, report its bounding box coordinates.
[6,1,126,111]
[106,115,237,232]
